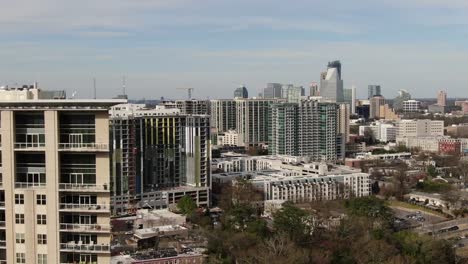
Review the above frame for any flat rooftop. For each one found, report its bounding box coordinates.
[0,99,127,110]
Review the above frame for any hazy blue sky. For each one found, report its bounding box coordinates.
[1,0,468,99]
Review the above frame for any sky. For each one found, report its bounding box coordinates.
[1,0,468,100]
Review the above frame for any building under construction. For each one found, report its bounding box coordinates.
[109,104,210,215]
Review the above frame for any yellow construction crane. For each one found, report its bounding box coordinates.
[176,87,194,99]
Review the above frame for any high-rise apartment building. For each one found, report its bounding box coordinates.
[234,85,248,99]
[110,105,210,214]
[211,98,279,147]
[298,99,339,161]
[368,85,381,99]
[0,86,124,264]
[210,100,237,133]
[269,99,341,161]
[236,99,275,147]
[320,61,344,102]
[351,85,357,114]
[343,88,352,105]
[437,90,447,107]
[369,95,385,119]
[268,103,298,156]
[263,83,283,99]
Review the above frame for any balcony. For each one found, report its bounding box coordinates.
[58,143,109,152]
[0,202,4,209]
[14,142,45,150]
[0,240,5,248]
[60,243,110,253]
[0,222,4,229]
[59,183,108,193]
[60,223,111,233]
[59,203,110,213]
[15,182,46,189]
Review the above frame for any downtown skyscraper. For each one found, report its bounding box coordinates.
[320,61,344,103]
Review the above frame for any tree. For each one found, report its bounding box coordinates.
[273,202,313,244]
[427,165,438,177]
[393,166,409,200]
[458,159,468,187]
[177,195,197,215]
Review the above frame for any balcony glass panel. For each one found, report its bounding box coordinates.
[59,114,96,145]
[60,154,96,187]
[16,153,46,188]
[15,112,45,148]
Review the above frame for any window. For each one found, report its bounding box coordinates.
[37,214,46,225]
[37,234,47,244]
[15,233,25,244]
[15,214,24,224]
[38,254,47,264]
[16,253,25,263]
[36,194,46,205]
[15,194,24,204]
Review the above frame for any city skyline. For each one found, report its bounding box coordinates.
[2,0,468,99]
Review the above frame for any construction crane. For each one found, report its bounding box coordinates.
[176,87,194,99]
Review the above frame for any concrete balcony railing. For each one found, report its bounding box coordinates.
[59,223,111,233]
[59,183,108,192]
[0,202,4,208]
[60,263,97,264]
[15,182,46,189]
[59,203,110,213]
[14,142,46,149]
[58,143,109,152]
[59,243,110,253]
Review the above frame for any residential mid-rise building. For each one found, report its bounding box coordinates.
[110,104,210,214]
[234,85,248,99]
[0,85,124,264]
[396,119,444,138]
[359,122,397,142]
[379,104,400,120]
[368,85,381,99]
[437,90,447,107]
[369,95,385,119]
[217,130,244,146]
[403,100,421,113]
[263,83,283,99]
[320,61,344,102]
[213,156,370,202]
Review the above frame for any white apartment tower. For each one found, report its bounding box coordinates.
[0,86,124,264]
